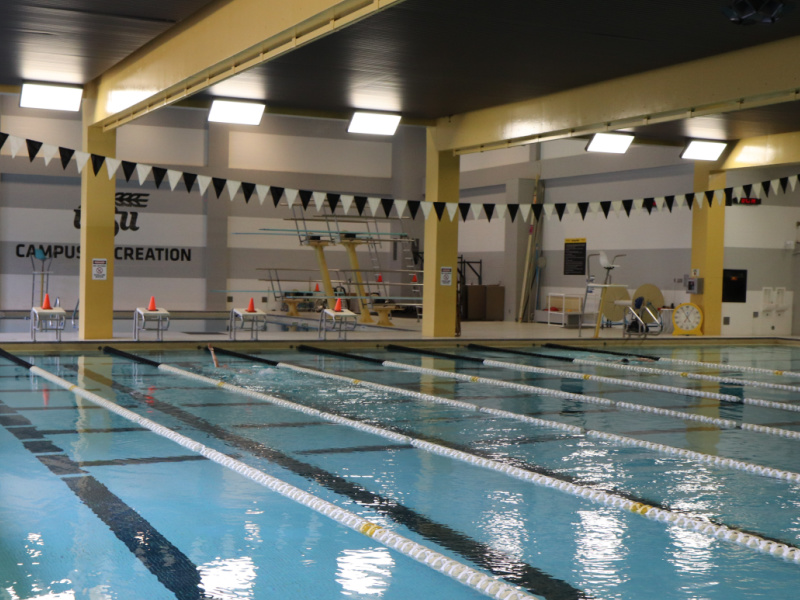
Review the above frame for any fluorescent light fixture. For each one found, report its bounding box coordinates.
[20,83,82,112]
[681,140,727,161]
[348,111,401,135]
[208,100,265,125]
[586,132,634,154]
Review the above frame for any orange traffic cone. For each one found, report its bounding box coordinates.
[412,274,418,282]
[334,298,342,312]
[246,298,256,313]
[377,274,383,282]
[315,283,320,292]
[147,296,157,311]
[42,293,52,310]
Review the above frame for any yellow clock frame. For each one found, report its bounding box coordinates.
[672,302,703,336]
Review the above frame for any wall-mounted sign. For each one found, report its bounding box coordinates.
[92,258,107,281]
[440,266,452,286]
[564,238,586,275]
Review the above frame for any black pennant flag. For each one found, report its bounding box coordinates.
[242,182,255,203]
[327,193,340,212]
[270,187,284,207]
[458,203,471,221]
[532,203,543,221]
[122,161,136,182]
[780,177,789,193]
[507,204,519,222]
[600,201,611,218]
[577,202,589,220]
[183,172,197,193]
[354,196,368,215]
[743,183,752,198]
[212,177,226,198]
[407,200,420,220]
[59,147,74,170]
[381,198,394,218]
[298,190,312,209]
[26,139,42,162]
[433,202,446,220]
[705,190,714,207]
[761,180,771,197]
[685,193,695,210]
[0,132,7,151]
[643,198,654,214]
[622,199,633,216]
[724,188,733,205]
[90,154,105,176]
[152,167,167,189]
[554,203,566,221]
[484,204,494,222]
[665,195,674,212]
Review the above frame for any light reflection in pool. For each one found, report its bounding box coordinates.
[336,547,394,596]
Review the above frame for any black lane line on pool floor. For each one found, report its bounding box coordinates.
[0,396,215,600]
[96,353,587,600]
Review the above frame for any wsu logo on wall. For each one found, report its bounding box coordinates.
[73,192,148,235]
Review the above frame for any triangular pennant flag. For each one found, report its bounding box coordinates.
[121,160,136,182]
[611,200,623,214]
[197,175,211,195]
[484,204,494,221]
[26,139,42,161]
[395,199,407,218]
[633,198,644,210]
[577,202,589,220]
[643,198,655,214]
[8,135,24,158]
[136,163,152,185]
[241,182,255,203]
[327,193,340,213]
[407,200,421,220]
[790,175,799,192]
[519,204,532,223]
[381,198,394,218]
[183,172,197,193]
[269,186,285,207]
[341,195,354,214]
[704,190,714,207]
[724,188,733,205]
[622,199,633,216]
[664,196,674,212]
[532,203,543,221]
[507,204,519,222]
[543,205,554,217]
[761,180,771,197]
[733,186,744,199]
[600,201,612,218]
[367,197,381,217]
[153,167,167,188]
[225,179,241,201]
[74,151,90,173]
[286,189,299,209]
[496,204,507,220]
[470,203,482,220]
[554,203,566,221]
[354,196,368,215]
[212,177,227,199]
[59,147,74,170]
[106,158,121,179]
[256,184,269,205]
[166,169,182,191]
[90,154,105,176]
[654,197,665,210]
[298,190,313,209]
[458,202,471,221]
[0,132,7,151]
[685,193,695,210]
[743,183,752,198]
[446,203,458,221]
[433,202,446,220]
[780,177,789,193]
[41,144,58,166]
[770,178,780,196]
[313,191,326,211]
[420,201,433,220]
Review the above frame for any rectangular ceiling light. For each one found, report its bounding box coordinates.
[681,140,727,161]
[586,132,634,154]
[208,100,265,125]
[20,83,83,112]
[348,112,402,135]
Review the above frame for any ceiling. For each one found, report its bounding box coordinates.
[3,0,800,146]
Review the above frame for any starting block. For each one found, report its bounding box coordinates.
[229,307,267,340]
[318,308,357,340]
[133,307,170,341]
[30,307,66,342]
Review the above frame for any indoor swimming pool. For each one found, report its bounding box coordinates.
[2,342,800,599]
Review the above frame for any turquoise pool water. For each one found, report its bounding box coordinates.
[1,343,800,599]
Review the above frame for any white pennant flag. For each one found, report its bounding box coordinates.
[542,204,554,218]
[496,204,507,220]
[771,179,780,196]
[226,180,241,201]
[751,185,761,199]
[717,190,725,206]
[394,199,407,218]
[313,191,326,212]
[446,202,458,221]
[655,197,665,210]
[734,186,744,199]
[286,189,298,208]
[256,185,269,205]
[197,175,211,195]
[470,203,483,220]
[368,197,381,217]
[341,195,354,214]
[519,204,532,223]
[167,169,182,191]
[611,200,623,215]
[74,151,90,174]
[8,135,24,158]
[136,163,152,185]
[633,198,644,210]
[790,175,799,192]
[421,202,433,220]
[41,144,58,166]
[105,158,121,179]
[676,196,686,208]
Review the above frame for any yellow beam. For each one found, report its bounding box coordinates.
[309,241,337,310]
[341,241,375,324]
[691,168,726,336]
[435,35,800,154]
[91,0,406,130]
[723,131,800,170]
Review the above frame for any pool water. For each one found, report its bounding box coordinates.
[2,343,800,599]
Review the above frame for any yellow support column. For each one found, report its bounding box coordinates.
[79,102,116,340]
[422,129,459,337]
[309,241,336,309]
[341,240,375,324]
[691,167,726,336]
